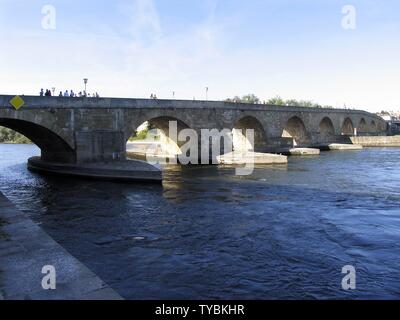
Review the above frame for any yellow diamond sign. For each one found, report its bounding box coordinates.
[10,95,25,110]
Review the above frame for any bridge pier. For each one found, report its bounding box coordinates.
[27,156,162,183]
[75,130,126,163]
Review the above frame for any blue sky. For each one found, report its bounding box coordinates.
[1,0,400,111]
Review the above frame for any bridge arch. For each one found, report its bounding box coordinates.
[282,116,309,147]
[358,118,367,133]
[232,116,268,152]
[319,117,335,140]
[378,122,386,132]
[0,118,76,163]
[127,116,193,158]
[341,118,354,136]
[370,120,377,133]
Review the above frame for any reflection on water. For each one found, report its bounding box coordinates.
[1,144,400,299]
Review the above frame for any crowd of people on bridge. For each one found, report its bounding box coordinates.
[40,88,100,98]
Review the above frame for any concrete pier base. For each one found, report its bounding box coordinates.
[217,152,288,165]
[0,192,122,300]
[285,148,321,156]
[28,157,162,183]
[327,143,363,151]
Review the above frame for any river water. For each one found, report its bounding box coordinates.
[0,144,399,299]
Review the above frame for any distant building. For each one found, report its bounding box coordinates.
[377,112,400,135]
[380,115,392,122]
[391,120,400,135]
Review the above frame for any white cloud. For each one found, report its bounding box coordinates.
[121,0,162,45]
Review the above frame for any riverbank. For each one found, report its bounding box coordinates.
[351,135,400,147]
[0,192,122,300]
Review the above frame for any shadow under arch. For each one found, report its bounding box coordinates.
[282,116,309,147]
[370,120,377,133]
[341,118,354,136]
[359,118,367,133]
[319,117,335,142]
[232,116,268,152]
[378,121,386,132]
[0,118,76,163]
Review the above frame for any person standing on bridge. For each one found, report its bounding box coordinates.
[39,89,44,96]
[64,90,69,97]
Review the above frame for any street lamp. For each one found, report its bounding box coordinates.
[83,78,88,96]
[206,87,209,101]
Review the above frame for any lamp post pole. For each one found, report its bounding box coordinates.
[83,78,88,96]
[206,87,209,101]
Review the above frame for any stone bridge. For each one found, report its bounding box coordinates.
[0,95,387,164]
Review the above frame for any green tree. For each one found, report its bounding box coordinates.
[241,94,260,104]
[266,96,285,106]
[225,94,260,104]
[268,98,324,108]
[285,99,302,107]
[0,127,31,144]
[227,95,335,109]
[129,122,160,141]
